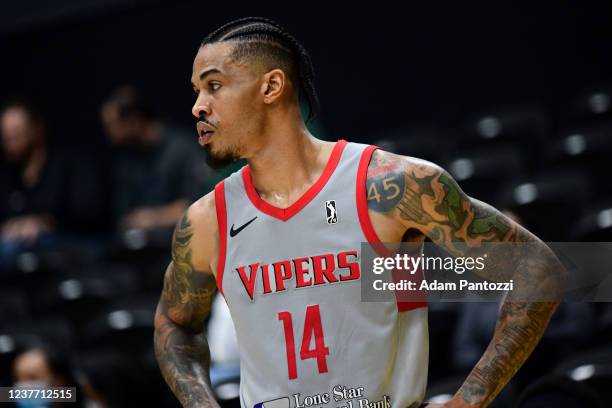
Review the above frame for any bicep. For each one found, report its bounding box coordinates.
[366,150,520,249]
[397,162,519,250]
[398,161,546,283]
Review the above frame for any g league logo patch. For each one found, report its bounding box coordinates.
[325,200,338,224]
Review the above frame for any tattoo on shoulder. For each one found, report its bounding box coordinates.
[366,150,516,244]
[366,151,407,213]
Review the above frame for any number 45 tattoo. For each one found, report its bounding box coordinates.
[367,171,405,213]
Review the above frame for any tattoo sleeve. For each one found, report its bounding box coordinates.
[366,150,567,407]
[154,212,219,408]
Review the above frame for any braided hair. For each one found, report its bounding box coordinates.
[201,17,319,121]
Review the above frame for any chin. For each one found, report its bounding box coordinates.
[203,143,239,170]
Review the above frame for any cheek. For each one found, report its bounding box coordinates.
[5,135,28,153]
[219,96,259,128]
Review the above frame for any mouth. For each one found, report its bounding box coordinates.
[196,121,216,145]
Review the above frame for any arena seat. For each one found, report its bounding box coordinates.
[545,122,612,196]
[374,127,454,163]
[81,305,155,351]
[569,201,612,241]
[516,373,604,408]
[425,375,517,408]
[76,349,155,408]
[0,328,76,386]
[30,276,115,326]
[497,169,592,240]
[462,105,549,168]
[562,86,612,125]
[553,347,612,404]
[0,287,30,325]
[444,145,525,205]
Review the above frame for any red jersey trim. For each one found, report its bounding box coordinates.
[241,139,348,222]
[356,145,384,245]
[214,180,227,296]
[356,145,427,313]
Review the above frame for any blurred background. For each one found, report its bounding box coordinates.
[2,1,612,407]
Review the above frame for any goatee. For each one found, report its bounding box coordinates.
[203,144,240,170]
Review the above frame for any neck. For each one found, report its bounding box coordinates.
[245,107,333,207]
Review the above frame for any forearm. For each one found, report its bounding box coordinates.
[454,242,567,407]
[154,310,219,408]
[454,301,558,407]
[154,199,190,227]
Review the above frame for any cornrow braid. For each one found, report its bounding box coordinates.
[201,17,320,122]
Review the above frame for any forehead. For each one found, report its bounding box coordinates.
[1,107,28,126]
[15,350,49,371]
[191,42,238,81]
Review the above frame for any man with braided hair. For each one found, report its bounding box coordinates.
[154,17,566,408]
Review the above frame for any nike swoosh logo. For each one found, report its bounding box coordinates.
[230,216,257,237]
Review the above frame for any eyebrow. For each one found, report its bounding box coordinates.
[199,68,222,81]
[191,68,223,90]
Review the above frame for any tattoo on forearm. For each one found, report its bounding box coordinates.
[459,301,557,406]
[155,313,215,408]
[154,212,218,408]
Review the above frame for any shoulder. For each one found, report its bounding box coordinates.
[188,190,217,227]
[364,148,462,226]
[367,148,445,184]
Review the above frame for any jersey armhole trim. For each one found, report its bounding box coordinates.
[356,145,427,313]
[356,145,383,244]
[214,180,227,296]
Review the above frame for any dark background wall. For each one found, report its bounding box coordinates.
[1,0,611,148]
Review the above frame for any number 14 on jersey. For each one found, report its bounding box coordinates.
[278,305,330,380]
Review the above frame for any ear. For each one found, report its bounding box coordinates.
[260,69,286,104]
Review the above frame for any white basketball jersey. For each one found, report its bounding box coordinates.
[214,140,429,408]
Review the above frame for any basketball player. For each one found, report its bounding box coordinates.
[154,17,566,408]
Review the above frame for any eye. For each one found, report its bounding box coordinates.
[208,82,221,92]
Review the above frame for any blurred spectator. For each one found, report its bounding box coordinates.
[77,350,153,408]
[100,85,212,232]
[12,342,84,408]
[0,100,105,268]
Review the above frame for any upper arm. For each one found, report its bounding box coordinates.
[366,149,526,254]
[157,191,219,333]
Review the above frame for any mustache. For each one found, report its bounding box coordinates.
[197,115,217,128]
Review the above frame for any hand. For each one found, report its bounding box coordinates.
[420,397,476,408]
[123,208,159,229]
[1,215,52,244]
[421,403,451,408]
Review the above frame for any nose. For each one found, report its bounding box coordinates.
[192,93,211,119]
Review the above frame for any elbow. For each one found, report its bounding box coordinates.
[538,250,568,302]
[154,302,173,334]
[552,262,569,300]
